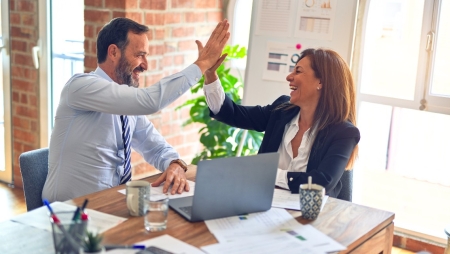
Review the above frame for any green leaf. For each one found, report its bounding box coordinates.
[175,44,262,164]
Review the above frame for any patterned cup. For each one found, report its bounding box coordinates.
[299,183,325,220]
[126,181,150,216]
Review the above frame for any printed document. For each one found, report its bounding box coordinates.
[11,201,126,234]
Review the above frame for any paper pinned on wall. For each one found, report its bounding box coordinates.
[255,0,294,37]
[294,0,338,40]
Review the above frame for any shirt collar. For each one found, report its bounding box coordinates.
[93,67,114,82]
[288,111,301,128]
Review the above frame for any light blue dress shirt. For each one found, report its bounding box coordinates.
[42,64,202,202]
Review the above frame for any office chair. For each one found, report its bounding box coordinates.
[19,148,49,211]
[337,170,353,202]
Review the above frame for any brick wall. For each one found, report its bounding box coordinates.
[84,0,223,177]
[10,0,40,187]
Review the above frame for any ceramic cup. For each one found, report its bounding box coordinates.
[126,181,150,216]
[299,183,325,220]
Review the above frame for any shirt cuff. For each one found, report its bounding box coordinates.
[203,79,225,115]
[180,64,202,87]
[275,168,289,190]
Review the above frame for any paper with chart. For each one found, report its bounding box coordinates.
[294,0,337,40]
[204,207,345,253]
[201,232,323,254]
[255,0,294,36]
[118,180,195,200]
[263,41,311,82]
[11,201,126,234]
[204,208,301,243]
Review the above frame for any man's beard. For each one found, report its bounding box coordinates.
[114,56,141,88]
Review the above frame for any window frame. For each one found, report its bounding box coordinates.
[354,0,450,116]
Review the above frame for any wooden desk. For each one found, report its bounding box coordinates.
[68,165,395,253]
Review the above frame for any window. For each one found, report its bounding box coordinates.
[354,0,450,243]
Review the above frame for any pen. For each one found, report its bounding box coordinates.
[81,198,89,212]
[71,207,81,221]
[43,199,55,215]
[104,245,146,251]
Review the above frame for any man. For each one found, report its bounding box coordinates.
[42,18,230,202]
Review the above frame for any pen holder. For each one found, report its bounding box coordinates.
[50,211,87,254]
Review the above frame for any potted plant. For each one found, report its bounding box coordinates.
[177,45,263,164]
[80,230,104,254]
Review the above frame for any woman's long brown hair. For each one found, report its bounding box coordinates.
[282,48,358,169]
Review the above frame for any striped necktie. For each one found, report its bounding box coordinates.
[120,115,132,184]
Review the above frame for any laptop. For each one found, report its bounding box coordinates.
[169,152,280,222]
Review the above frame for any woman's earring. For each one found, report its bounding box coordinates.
[317,87,320,90]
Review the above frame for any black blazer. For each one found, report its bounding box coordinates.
[211,95,360,198]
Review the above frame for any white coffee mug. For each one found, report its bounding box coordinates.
[126,181,150,216]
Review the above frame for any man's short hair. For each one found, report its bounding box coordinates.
[96,17,149,64]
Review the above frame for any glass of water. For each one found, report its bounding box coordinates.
[144,193,169,232]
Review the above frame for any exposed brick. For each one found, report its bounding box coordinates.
[171,0,194,8]
[178,40,197,51]
[207,11,222,22]
[112,11,126,19]
[140,0,166,10]
[10,13,21,25]
[21,13,36,26]
[13,79,35,92]
[166,135,184,146]
[195,0,216,8]
[172,27,195,37]
[148,45,165,55]
[17,0,36,12]
[91,41,97,55]
[174,55,184,65]
[30,120,37,132]
[105,0,125,9]
[14,53,34,67]
[20,94,27,104]
[185,12,205,23]
[10,0,15,10]
[84,55,98,70]
[11,39,27,52]
[85,24,94,38]
[13,129,36,144]
[162,56,173,67]
[14,104,38,118]
[124,12,143,23]
[164,42,177,53]
[11,26,34,39]
[144,13,165,26]
[155,28,165,40]
[165,13,181,24]
[404,238,445,253]
[148,59,158,70]
[13,116,30,130]
[85,0,103,7]
[29,94,37,107]
[84,40,90,54]
[84,9,112,24]
[12,91,19,102]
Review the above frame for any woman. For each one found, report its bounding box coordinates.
[203,48,360,198]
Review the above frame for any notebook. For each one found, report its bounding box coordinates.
[169,153,280,222]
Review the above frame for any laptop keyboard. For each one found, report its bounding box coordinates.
[179,206,192,216]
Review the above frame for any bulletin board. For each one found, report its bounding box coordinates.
[243,0,359,106]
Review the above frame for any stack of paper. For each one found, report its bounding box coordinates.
[202,208,345,254]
